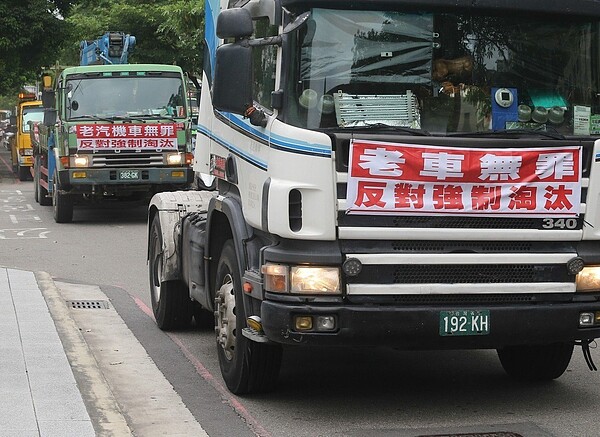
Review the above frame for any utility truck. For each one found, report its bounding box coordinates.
[80,31,136,65]
[10,92,43,181]
[148,0,600,394]
[32,34,193,222]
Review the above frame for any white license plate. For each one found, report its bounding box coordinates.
[119,170,139,180]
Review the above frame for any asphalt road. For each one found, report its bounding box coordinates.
[1,145,600,437]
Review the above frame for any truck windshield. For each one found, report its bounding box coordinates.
[285,8,600,137]
[65,75,187,120]
[22,107,44,132]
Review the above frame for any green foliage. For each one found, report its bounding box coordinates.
[0,0,68,95]
[157,1,204,77]
[0,95,17,112]
[66,0,205,77]
[0,0,205,103]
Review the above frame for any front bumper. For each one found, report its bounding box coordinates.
[58,167,193,189]
[261,300,600,349]
[18,155,33,166]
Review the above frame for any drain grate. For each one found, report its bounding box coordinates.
[67,300,110,310]
[419,432,523,437]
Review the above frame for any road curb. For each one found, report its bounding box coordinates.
[35,271,133,436]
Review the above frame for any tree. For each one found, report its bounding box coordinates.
[0,0,205,100]
[158,0,204,82]
[0,0,68,95]
[65,0,204,78]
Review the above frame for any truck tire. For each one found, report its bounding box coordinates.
[52,175,73,223]
[33,163,39,203]
[17,165,30,181]
[35,156,51,206]
[497,342,574,381]
[148,215,192,330]
[215,240,282,394]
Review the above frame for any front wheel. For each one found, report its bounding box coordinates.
[148,215,192,330]
[52,174,73,223]
[497,342,574,381]
[17,165,30,181]
[215,240,282,394]
[33,162,39,203]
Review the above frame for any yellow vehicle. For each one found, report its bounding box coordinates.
[11,93,43,181]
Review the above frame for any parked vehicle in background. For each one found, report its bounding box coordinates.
[0,109,10,122]
[31,33,194,223]
[10,93,43,181]
[148,0,600,394]
[0,109,12,150]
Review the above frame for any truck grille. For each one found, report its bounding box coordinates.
[340,240,577,254]
[337,213,584,230]
[348,264,570,284]
[90,152,164,168]
[347,293,552,305]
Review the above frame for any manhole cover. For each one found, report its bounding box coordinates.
[67,300,110,310]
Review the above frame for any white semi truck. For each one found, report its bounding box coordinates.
[148,0,600,394]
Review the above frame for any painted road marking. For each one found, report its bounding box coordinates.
[0,189,50,239]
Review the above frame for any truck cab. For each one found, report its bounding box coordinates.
[33,63,194,222]
[148,0,600,394]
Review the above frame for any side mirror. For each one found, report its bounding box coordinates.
[216,8,253,39]
[212,43,253,115]
[43,108,57,127]
[42,89,56,109]
[9,115,16,125]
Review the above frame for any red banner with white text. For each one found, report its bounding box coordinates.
[75,123,178,151]
[346,140,582,217]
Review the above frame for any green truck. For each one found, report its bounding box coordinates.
[32,63,194,222]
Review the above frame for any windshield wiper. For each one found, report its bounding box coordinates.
[327,123,430,136]
[69,115,114,123]
[140,114,178,121]
[111,115,147,123]
[448,128,565,140]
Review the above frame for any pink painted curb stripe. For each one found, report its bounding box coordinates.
[132,295,272,437]
[0,153,17,179]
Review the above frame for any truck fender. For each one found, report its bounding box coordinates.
[205,194,257,310]
[148,191,217,284]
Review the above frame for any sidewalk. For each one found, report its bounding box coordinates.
[0,267,97,436]
[0,267,208,437]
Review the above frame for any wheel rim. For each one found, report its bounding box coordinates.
[215,273,236,361]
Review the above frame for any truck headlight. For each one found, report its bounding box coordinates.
[290,266,340,294]
[576,266,600,292]
[262,263,341,295]
[72,155,89,167]
[167,152,183,165]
